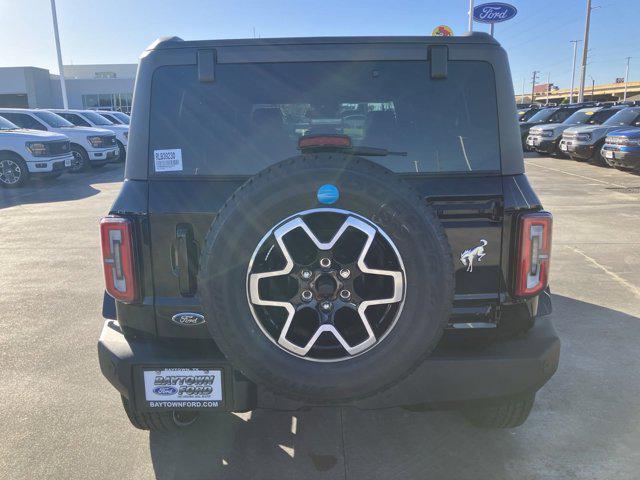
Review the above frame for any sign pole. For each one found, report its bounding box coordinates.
[569,40,580,104]
[468,0,474,32]
[49,0,68,109]
[623,57,631,101]
[577,0,592,103]
[490,23,494,36]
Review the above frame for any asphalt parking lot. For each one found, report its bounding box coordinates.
[1,156,639,480]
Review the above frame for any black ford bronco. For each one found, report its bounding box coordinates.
[98,33,559,432]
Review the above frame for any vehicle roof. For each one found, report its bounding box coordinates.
[0,107,41,113]
[145,33,499,52]
[49,109,91,114]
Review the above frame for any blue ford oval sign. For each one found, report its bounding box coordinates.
[473,3,517,23]
[317,184,339,205]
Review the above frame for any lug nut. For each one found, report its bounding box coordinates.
[301,290,313,302]
[301,269,312,279]
[339,268,351,279]
[319,258,331,268]
[340,290,351,300]
[320,301,332,311]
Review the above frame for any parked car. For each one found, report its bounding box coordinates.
[98,33,558,433]
[519,104,593,149]
[0,108,118,172]
[517,105,540,122]
[562,106,640,165]
[96,110,131,126]
[50,109,128,162]
[601,128,640,171]
[527,105,624,156]
[0,115,72,187]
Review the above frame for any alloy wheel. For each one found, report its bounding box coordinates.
[247,208,405,362]
[0,159,22,185]
[69,151,84,172]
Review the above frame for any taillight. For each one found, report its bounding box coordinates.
[298,134,352,151]
[514,211,553,298]
[100,216,138,302]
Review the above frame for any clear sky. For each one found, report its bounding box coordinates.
[0,0,638,92]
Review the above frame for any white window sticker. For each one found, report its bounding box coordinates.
[154,149,183,172]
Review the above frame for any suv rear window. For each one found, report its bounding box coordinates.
[149,60,501,176]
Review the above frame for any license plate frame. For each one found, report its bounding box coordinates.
[605,150,614,159]
[142,367,224,410]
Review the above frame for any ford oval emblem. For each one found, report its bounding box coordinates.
[473,2,517,23]
[171,312,206,326]
[153,386,178,395]
[317,184,339,205]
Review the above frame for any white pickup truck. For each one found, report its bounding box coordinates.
[0,109,119,172]
[51,109,128,162]
[0,115,73,187]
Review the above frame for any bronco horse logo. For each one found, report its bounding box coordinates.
[460,239,488,273]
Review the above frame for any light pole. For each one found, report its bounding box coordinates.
[546,72,551,105]
[49,0,68,109]
[569,40,580,104]
[577,0,593,103]
[623,57,631,101]
[589,75,595,99]
[531,70,540,104]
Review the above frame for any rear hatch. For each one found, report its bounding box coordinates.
[140,53,510,339]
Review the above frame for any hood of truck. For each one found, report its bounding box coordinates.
[1,128,68,142]
[58,126,114,136]
[607,128,640,139]
[532,122,585,137]
[565,124,624,139]
[100,125,128,135]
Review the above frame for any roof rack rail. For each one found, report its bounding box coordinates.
[615,100,640,106]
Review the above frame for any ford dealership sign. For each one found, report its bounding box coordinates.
[473,3,517,23]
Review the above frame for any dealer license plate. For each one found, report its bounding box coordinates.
[143,368,223,408]
[604,150,614,159]
[560,143,567,151]
[64,158,72,167]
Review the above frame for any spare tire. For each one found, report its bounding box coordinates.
[198,154,454,403]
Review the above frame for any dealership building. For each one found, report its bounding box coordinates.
[0,64,136,113]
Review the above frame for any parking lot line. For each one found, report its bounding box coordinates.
[525,161,630,189]
[566,246,640,298]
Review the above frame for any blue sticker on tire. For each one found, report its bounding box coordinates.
[317,184,339,204]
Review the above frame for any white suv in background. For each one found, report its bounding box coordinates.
[0,109,118,173]
[0,115,73,187]
[51,109,128,162]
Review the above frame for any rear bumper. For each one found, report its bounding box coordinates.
[98,317,560,411]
